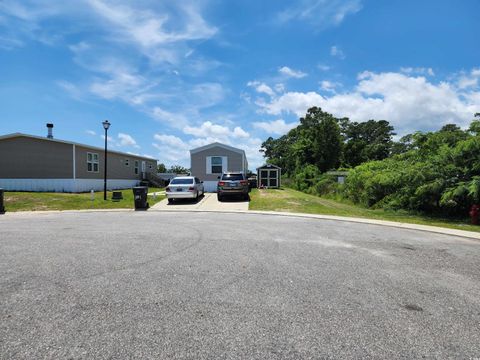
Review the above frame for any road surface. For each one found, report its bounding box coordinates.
[1,211,479,359]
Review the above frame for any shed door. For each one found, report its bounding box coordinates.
[269,170,278,187]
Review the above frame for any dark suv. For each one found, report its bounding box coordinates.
[217,172,249,201]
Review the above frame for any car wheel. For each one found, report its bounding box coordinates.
[168,198,173,204]
[217,193,222,202]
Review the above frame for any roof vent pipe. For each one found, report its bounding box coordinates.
[46,123,54,139]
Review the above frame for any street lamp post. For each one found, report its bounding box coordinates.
[102,120,111,200]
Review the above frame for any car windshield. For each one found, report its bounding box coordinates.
[222,174,244,181]
[170,178,193,185]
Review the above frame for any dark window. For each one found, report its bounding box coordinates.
[170,178,194,185]
[211,156,222,173]
[87,153,99,173]
[221,173,244,181]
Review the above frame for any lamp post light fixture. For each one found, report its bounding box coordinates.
[102,120,111,200]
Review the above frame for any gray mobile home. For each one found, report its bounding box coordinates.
[190,142,248,192]
[0,133,157,192]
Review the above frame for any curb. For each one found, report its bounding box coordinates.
[148,208,480,241]
[2,207,479,241]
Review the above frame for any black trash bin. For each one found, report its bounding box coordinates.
[0,188,5,214]
[132,186,149,210]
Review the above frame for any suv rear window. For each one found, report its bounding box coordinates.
[170,178,194,185]
[221,174,244,181]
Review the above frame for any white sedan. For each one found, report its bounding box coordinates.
[166,176,204,204]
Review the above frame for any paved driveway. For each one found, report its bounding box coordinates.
[151,192,249,211]
[1,211,480,358]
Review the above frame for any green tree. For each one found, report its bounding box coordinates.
[168,165,190,174]
[157,163,167,173]
[295,107,343,172]
[343,119,395,167]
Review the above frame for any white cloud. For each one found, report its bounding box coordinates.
[86,130,96,136]
[276,0,362,29]
[279,66,307,79]
[118,133,140,148]
[183,121,250,139]
[233,126,250,138]
[247,81,275,96]
[253,119,297,135]
[330,45,345,59]
[320,80,340,93]
[258,91,324,117]
[2,0,223,134]
[89,66,149,101]
[256,70,480,134]
[317,64,331,71]
[456,68,480,89]
[86,0,217,63]
[400,67,435,76]
[274,83,285,93]
[150,107,189,128]
[154,134,187,148]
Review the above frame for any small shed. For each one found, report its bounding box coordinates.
[326,170,349,184]
[257,164,281,188]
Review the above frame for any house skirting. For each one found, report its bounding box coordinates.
[202,181,218,192]
[0,179,140,193]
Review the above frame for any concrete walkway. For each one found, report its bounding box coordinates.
[150,193,249,211]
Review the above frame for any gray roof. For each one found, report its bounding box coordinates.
[0,133,157,161]
[190,142,246,156]
[257,163,281,170]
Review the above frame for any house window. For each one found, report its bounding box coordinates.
[211,156,223,174]
[87,153,99,172]
[125,158,130,166]
[134,160,139,175]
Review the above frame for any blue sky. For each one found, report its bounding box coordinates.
[1,0,479,168]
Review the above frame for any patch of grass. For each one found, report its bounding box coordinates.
[4,187,165,212]
[249,187,480,233]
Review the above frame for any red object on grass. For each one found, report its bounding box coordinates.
[469,204,480,225]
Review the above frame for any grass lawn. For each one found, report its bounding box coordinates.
[4,187,165,212]
[249,187,480,233]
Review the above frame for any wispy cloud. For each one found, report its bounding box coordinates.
[279,66,307,79]
[276,0,362,30]
[400,67,435,76]
[253,119,297,135]
[247,81,275,96]
[85,0,217,63]
[330,45,345,59]
[118,133,140,148]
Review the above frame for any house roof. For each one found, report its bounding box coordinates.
[0,133,157,161]
[257,163,281,170]
[189,142,246,156]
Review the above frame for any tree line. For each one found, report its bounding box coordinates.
[261,107,480,218]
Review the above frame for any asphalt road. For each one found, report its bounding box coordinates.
[1,211,479,359]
